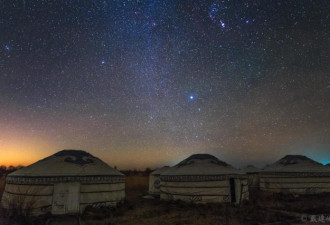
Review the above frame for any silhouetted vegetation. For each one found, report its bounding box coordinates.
[0,165,24,176]
[120,168,154,177]
[0,165,24,200]
[0,203,49,225]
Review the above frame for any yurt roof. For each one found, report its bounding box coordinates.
[263,155,327,173]
[242,165,261,173]
[161,154,243,176]
[9,150,123,177]
[150,166,170,175]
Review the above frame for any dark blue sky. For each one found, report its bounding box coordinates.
[0,0,329,169]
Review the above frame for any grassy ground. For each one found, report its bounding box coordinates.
[82,176,296,225]
[1,175,330,224]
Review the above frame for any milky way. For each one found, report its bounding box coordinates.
[0,0,329,169]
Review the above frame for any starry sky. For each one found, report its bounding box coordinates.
[0,0,329,169]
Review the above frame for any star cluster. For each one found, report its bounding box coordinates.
[0,0,329,168]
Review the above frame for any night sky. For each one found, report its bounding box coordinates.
[0,0,329,169]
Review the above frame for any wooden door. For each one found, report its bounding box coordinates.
[52,182,80,215]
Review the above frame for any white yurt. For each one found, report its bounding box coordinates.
[260,155,330,194]
[160,154,248,204]
[148,166,170,196]
[242,165,261,189]
[1,150,125,215]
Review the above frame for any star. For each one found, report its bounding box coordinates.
[220,20,225,28]
[0,0,328,171]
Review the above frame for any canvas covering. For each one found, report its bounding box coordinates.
[242,165,261,189]
[160,154,249,204]
[260,155,330,194]
[148,166,170,195]
[1,150,125,215]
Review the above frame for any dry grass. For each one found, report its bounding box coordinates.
[0,175,48,225]
[255,189,330,214]
[0,175,5,200]
[82,176,297,225]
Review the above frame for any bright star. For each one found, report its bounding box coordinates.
[189,95,194,100]
[220,20,225,28]
[101,60,105,65]
[245,20,249,24]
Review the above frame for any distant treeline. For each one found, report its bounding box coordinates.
[0,165,24,176]
[120,168,153,176]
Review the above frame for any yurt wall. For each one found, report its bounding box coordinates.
[148,166,170,196]
[1,150,125,216]
[260,155,330,194]
[160,154,249,204]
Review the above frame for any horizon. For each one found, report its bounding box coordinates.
[0,149,329,170]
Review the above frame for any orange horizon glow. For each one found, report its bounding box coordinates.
[0,133,176,169]
[1,117,329,170]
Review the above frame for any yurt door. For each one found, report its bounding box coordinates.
[229,178,236,203]
[52,182,80,215]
